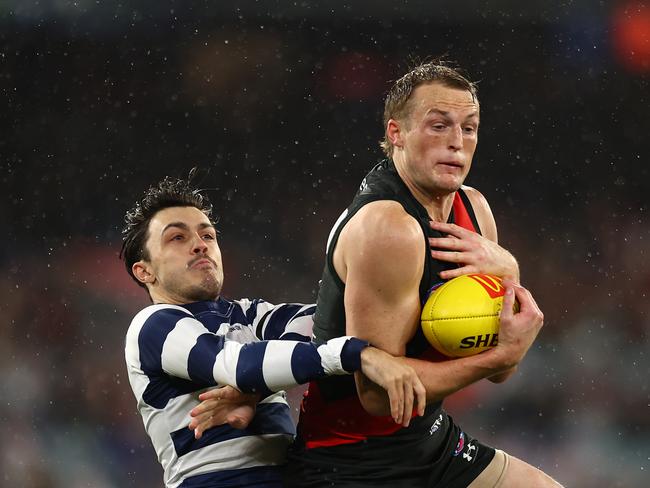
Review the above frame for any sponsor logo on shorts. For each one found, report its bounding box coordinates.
[463,442,477,463]
[429,414,443,435]
[453,431,465,456]
[453,432,478,462]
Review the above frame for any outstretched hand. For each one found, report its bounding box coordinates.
[428,221,519,282]
[188,386,260,439]
[359,347,426,427]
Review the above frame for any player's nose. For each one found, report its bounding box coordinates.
[191,234,208,254]
[447,125,463,150]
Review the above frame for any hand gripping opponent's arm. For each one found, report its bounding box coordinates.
[189,345,425,437]
[128,306,369,397]
[126,305,424,437]
[245,299,425,423]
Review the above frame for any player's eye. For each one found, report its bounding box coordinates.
[202,234,215,240]
[171,234,184,241]
[463,126,476,134]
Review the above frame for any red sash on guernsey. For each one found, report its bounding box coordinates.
[452,190,477,233]
[300,190,478,450]
[300,381,403,449]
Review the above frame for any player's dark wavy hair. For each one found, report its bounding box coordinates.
[380,59,478,157]
[120,169,214,288]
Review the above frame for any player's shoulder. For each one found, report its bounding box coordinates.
[124,304,195,363]
[341,199,424,274]
[131,303,193,323]
[460,184,490,208]
[127,303,193,337]
[348,199,421,244]
[460,185,497,240]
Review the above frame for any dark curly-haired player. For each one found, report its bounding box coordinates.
[121,175,425,488]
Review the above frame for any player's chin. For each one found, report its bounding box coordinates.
[432,173,464,191]
[434,179,463,194]
[185,279,222,302]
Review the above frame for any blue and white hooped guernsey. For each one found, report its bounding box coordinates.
[124,296,367,487]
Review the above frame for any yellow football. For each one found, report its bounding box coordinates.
[421,274,517,358]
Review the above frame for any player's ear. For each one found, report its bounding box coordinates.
[386,119,404,149]
[133,261,155,284]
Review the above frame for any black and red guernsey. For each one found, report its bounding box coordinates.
[285,159,495,487]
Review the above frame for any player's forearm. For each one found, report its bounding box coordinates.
[404,350,510,402]
[179,336,368,396]
[357,355,498,414]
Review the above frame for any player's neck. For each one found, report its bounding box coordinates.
[413,189,454,223]
[150,286,191,306]
[392,158,455,222]
[422,193,455,223]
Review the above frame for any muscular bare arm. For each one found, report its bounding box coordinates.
[335,201,424,417]
[337,201,542,414]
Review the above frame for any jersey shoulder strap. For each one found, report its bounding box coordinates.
[451,188,482,234]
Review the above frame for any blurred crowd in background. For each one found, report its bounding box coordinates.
[1,1,648,486]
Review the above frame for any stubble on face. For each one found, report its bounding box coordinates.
[161,256,223,303]
[144,206,225,304]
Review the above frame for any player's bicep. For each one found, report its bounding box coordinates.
[340,204,424,355]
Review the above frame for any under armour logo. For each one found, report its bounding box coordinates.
[463,443,476,462]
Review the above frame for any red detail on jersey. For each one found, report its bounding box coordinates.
[467,274,505,299]
[452,192,477,232]
[299,381,405,449]
[299,191,478,450]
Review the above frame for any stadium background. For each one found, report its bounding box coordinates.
[1,1,648,486]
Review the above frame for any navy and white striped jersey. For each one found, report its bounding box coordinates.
[124,296,367,488]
